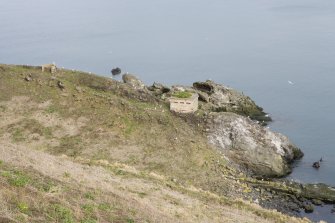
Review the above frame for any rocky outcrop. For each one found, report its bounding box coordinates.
[302,183,335,202]
[122,74,145,90]
[206,112,303,177]
[147,82,170,96]
[126,77,302,177]
[193,80,271,123]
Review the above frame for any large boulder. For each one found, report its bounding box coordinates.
[122,74,145,90]
[147,82,170,96]
[206,112,303,177]
[193,80,271,123]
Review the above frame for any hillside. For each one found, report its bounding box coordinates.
[0,64,310,222]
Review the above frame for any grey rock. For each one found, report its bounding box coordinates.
[206,112,303,177]
[193,81,215,94]
[148,82,170,95]
[311,199,323,206]
[122,74,145,90]
[57,81,65,90]
[303,184,335,203]
[303,204,314,213]
[25,76,32,82]
[193,80,271,123]
[197,91,210,103]
[24,74,32,81]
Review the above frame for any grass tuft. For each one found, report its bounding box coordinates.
[17,202,29,214]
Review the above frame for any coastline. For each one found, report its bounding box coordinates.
[0,63,334,222]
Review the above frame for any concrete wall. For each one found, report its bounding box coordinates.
[42,64,57,74]
[169,94,198,113]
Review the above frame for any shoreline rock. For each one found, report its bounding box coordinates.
[206,112,303,178]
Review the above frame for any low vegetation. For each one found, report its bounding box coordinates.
[0,64,310,222]
[172,91,192,98]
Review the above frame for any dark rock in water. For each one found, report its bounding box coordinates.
[331,208,335,214]
[111,67,121,75]
[311,199,323,206]
[312,161,320,169]
[303,204,314,213]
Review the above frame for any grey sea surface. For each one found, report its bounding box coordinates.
[1,0,335,221]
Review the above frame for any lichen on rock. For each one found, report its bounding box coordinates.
[206,112,303,177]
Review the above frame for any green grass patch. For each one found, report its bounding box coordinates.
[126,218,135,223]
[172,91,192,99]
[81,204,95,215]
[17,202,29,214]
[1,170,30,187]
[48,204,74,223]
[84,192,95,200]
[97,203,112,211]
[80,218,97,223]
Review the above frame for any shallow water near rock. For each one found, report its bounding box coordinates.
[300,204,334,222]
[1,0,335,221]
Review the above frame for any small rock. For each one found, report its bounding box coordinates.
[122,74,145,90]
[311,199,323,206]
[197,91,210,103]
[303,204,314,213]
[57,81,65,90]
[24,74,32,81]
[313,161,320,169]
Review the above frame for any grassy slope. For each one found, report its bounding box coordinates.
[0,64,309,223]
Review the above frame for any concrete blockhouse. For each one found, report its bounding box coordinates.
[42,64,57,74]
[169,93,198,113]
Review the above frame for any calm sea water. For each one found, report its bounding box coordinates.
[1,0,335,221]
